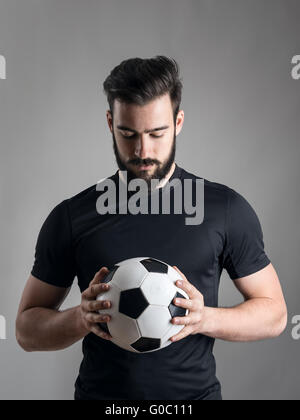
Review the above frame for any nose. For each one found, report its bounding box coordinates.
[134,136,152,160]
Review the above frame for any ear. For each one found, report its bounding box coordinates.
[106,110,113,133]
[175,110,184,136]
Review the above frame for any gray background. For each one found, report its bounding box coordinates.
[0,0,299,400]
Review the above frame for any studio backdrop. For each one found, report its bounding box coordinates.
[0,0,299,400]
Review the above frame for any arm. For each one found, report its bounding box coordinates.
[16,268,112,352]
[201,263,288,341]
[15,274,87,352]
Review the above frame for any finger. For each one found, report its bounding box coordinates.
[85,312,111,323]
[173,296,193,310]
[172,265,187,281]
[89,267,110,287]
[83,299,111,312]
[83,281,110,300]
[170,325,193,342]
[90,324,112,340]
[172,315,192,325]
[174,277,198,299]
[90,282,111,298]
[173,266,196,295]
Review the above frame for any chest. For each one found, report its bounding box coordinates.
[74,211,225,304]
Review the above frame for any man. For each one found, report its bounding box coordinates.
[16,56,287,400]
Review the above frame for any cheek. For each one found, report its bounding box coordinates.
[117,139,133,157]
[159,136,173,156]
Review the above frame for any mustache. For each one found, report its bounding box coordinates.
[128,158,160,166]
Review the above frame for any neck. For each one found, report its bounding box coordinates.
[156,162,176,188]
[118,162,176,189]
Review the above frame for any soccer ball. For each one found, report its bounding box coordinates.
[96,257,189,353]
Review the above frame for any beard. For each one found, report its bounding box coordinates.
[112,131,176,189]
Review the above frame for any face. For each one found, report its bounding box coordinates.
[106,93,184,187]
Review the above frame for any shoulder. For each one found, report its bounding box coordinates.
[178,167,258,219]
[179,166,233,202]
[66,172,117,208]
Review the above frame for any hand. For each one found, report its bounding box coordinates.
[170,266,204,342]
[79,267,113,341]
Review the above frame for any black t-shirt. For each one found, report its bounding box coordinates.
[31,164,270,400]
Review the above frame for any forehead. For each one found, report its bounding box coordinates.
[113,93,173,127]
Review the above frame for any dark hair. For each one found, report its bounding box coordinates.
[103,56,183,124]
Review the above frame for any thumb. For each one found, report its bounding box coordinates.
[90,266,110,286]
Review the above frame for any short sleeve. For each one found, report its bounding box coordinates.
[223,188,271,280]
[31,199,76,288]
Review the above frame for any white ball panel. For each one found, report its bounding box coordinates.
[167,265,185,284]
[159,339,172,350]
[137,305,172,338]
[141,273,176,306]
[96,284,121,317]
[108,312,141,343]
[116,257,168,267]
[111,336,139,353]
[116,257,150,266]
[161,322,185,346]
[111,262,148,290]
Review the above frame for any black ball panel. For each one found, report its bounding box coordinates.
[119,288,148,319]
[98,322,110,334]
[140,258,168,273]
[168,291,187,318]
[102,266,119,283]
[131,337,161,352]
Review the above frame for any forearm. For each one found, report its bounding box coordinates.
[200,298,287,342]
[16,306,88,352]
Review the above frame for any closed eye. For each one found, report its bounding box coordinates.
[122,134,163,139]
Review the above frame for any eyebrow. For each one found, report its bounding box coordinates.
[117,125,169,134]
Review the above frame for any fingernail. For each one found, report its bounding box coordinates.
[177,280,182,286]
